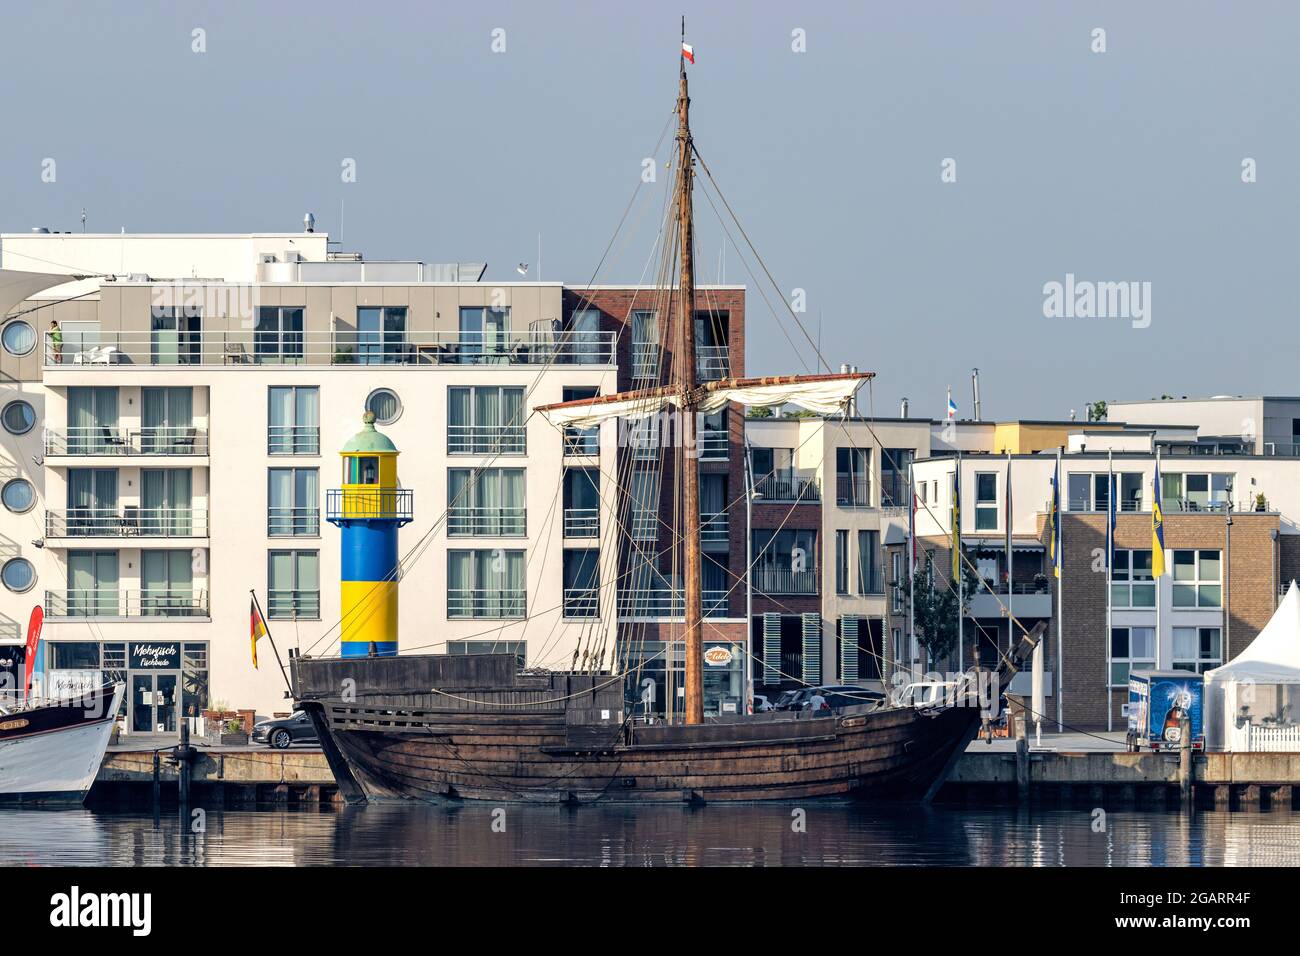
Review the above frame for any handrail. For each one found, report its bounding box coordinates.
[46,507,208,538]
[44,426,208,456]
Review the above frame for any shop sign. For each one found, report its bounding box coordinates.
[48,669,101,699]
[129,643,180,670]
[704,646,734,667]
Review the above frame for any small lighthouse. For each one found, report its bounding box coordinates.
[327,411,413,658]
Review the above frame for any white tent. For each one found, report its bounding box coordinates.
[1204,581,1300,751]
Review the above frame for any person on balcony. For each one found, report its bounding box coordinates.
[48,321,63,363]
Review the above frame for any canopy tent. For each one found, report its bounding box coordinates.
[0,268,84,319]
[1204,581,1300,751]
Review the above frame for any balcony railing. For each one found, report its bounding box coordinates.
[44,427,208,457]
[700,512,729,545]
[698,429,728,461]
[563,587,600,618]
[753,568,819,594]
[630,511,659,541]
[267,589,321,620]
[563,508,599,538]
[46,507,208,539]
[563,426,599,456]
[447,506,526,537]
[447,425,526,455]
[45,588,209,619]
[695,345,731,382]
[268,425,321,456]
[1068,498,1145,513]
[325,489,414,522]
[616,588,729,619]
[45,329,616,368]
[754,473,820,503]
[448,589,527,619]
[631,344,660,382]
[267,506,321,537]
[836,476,871,507]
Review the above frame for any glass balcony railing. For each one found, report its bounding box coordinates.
[563,508,599,539]
[45,507,207,538]
[45,588,209,619]
[447,506,527,537]
[753,568,819,594]
[267,506,321,537]
[267,589,321,620]
[45,329,616,368]
[700,512,729,545]
[616,588,729,619]
[447,425,526,455]
[754,473,820,503]
[563,587,601,619]
[268,425,321,456]
[44,427,208,456]
[448,589,527,619]
[695,345,730,382]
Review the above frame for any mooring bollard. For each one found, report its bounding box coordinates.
[1179,711,1193,810]
[175,721,194,806]
[1016,735,1030,803]
[152,750,161,809]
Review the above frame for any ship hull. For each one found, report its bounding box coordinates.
[0,683,124,806]
[290,647,1040,805]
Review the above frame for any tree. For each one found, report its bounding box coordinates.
[1087,400,1107,422]
[746,406,774,419]
[907,549,979,667]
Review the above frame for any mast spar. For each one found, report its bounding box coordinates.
[675,29,705,725]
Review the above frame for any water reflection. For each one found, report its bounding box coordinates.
[1,804,1299,867]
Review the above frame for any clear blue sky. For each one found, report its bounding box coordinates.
[2,1,1296,419]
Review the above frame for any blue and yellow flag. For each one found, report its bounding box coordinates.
[1048,460,1062,577]
[1152,463,1166,577]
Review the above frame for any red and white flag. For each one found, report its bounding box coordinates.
[681,42,695,64]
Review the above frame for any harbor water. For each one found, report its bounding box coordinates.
[3,803,1300,867]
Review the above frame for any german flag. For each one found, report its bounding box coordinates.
[250,597,269,669]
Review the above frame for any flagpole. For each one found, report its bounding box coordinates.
[1055,445,1064,733]
[956,452,963,674]
[908,459,917,679]
[1005,450,1013,654]
[1106,448,1114,734]
[251,589,292,694]
[1155,446,1162,671]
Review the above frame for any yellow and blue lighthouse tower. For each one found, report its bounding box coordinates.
[327,411,413,658]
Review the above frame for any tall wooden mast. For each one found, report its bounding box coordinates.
[676,22,704,725]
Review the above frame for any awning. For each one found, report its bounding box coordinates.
[964,537,1045,552]
[0,269,86,318]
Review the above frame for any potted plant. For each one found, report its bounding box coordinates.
[220,717,249,746]
[1033,572,1049,592]
[332,346,355,365]
[1255,493,1267,512]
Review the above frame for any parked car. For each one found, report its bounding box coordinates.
[776,685,885,712]
[751,694,775,713]
[252,711,318,749]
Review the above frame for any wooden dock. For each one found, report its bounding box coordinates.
[93,746,340,806]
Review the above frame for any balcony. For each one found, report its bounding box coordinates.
[630,511,659,542]
[268,506,321,537]
[448,589,527,619]
[44,329,617,369]
[447,425,526,456]
[45,588,209,619]
[754,473,820,503]
[631,344,660,382]
[698,429,728,461]
[448,506,526,537]
[616,588,730,619]
[836,476,871,507]
[44,427,208,458]
[700,512,729,547]
[45,507,209,541]
[753,568,819,595]
[563,426,599,457]
[563,508,599,539]
[695,345,731,382]
[268,425,321,456]
[969,584,1053,620]
[563,587,600,618]
[267,589,320,620]
[325,489,414,524]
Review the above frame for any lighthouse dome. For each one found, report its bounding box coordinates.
[342,411,398,454]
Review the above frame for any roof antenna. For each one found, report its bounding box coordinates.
[80,208,86,233]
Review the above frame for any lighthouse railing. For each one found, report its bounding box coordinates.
[325,489,414,522]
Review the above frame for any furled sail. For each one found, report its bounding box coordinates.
[536,372,872,428]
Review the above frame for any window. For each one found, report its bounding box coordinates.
[141,550,198,616]
[1118,472,1144,512]
[448,386,525,454]
[365,388,401,425]
[182,642,210,718]
[2,479,34,513]
[267,550,320,619]
[563,549,600,618]
[356,307,407,364]
[2,400,35,435]
[449,640,526,667]
[836,447,871,506]
[857,530,882,593]
[449,468,526,536]
[563,468,599,539]
[753,529,818,593]
[2,321,35,356]
[141,387,195,454]
[2,558,34,593]
[629,468,659,541]
[631,310,659,381]
[881,449,912,508]
[65,550,119,616]
[1172,549,1222,608]
[448,549,526,618]
[268,386,320,455]
[50,642,100,669]
[566,308,605,363]
[1111,549,1155,607]
[253,306,305,363]
[458,306,510,362]
[344,456,379,485]
[1162,472,1232,513]
[835,530,849,594]
[891,552,905,613]
[141,468,194,536]
[975,472,997,531]
[150,307,202,365]
[269,468,320,536]
[561,386,599,454]
[1173,627,1222,674]
[1111,626,1156,685]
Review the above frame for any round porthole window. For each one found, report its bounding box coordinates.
[1,558,35,593]
[1,478,35,513]
[1,400,35,435]
[365,388,401,425]
[1,321,36,357]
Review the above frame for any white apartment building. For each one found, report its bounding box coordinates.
[0,228,656,733]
